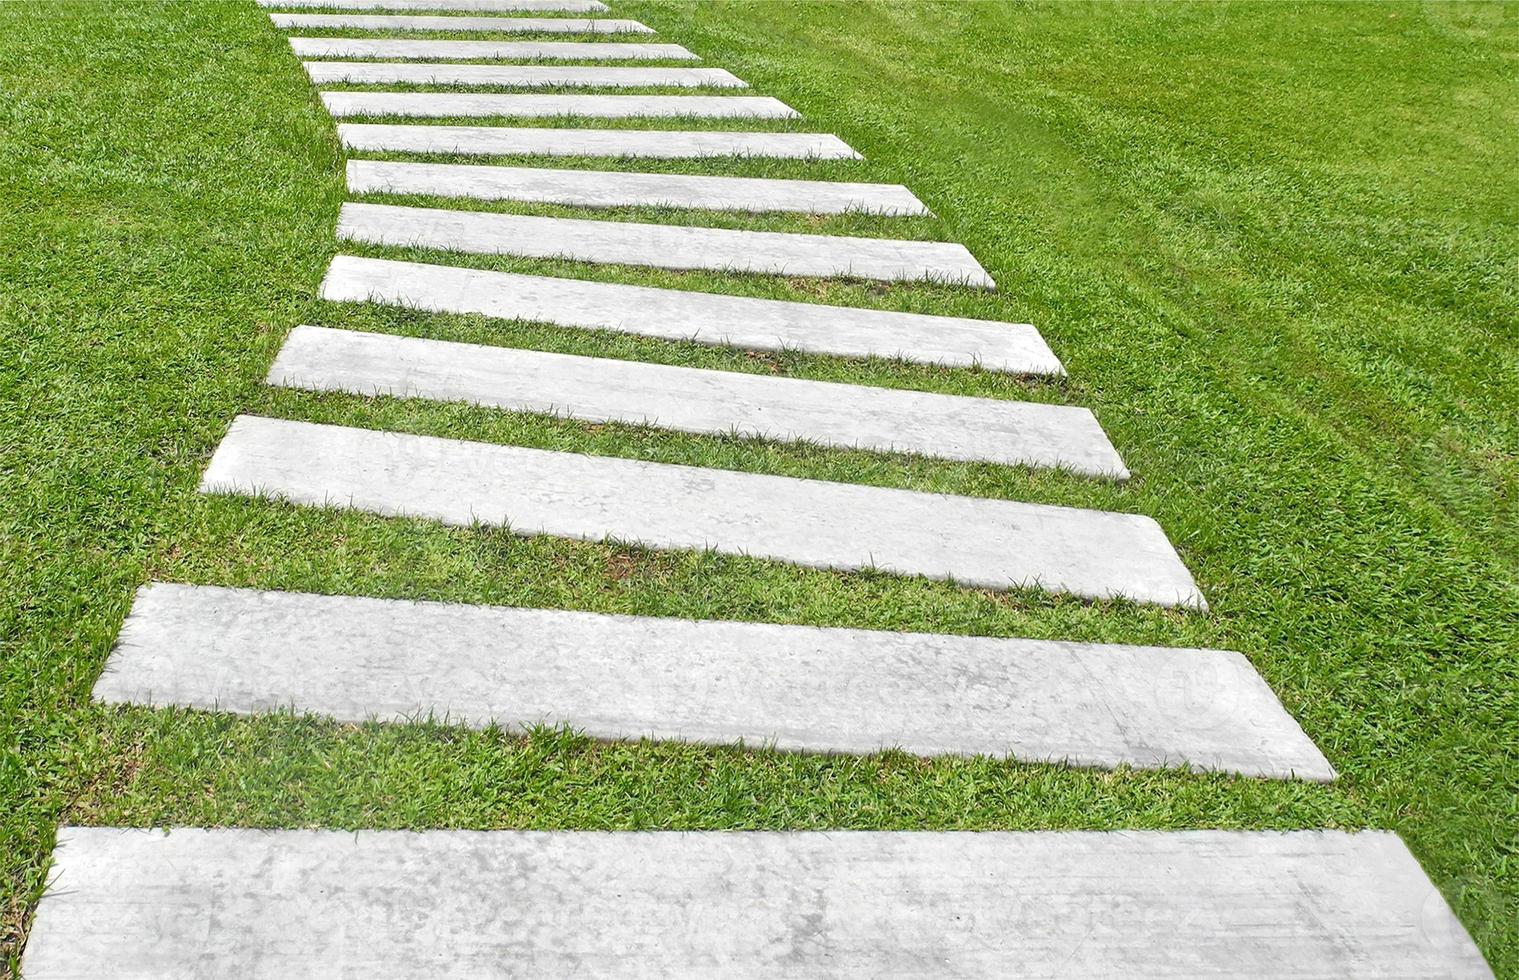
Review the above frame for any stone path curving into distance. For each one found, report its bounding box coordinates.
[21,1,1492,975]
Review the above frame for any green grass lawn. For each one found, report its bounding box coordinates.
[2,0,1516,973]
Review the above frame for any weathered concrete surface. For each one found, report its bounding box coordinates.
[320,255,1053,371]
[98,583,1329,778]
[269,12,651,32]
[288,37,697,59]
[347,160,927,215]
[262,0,610,9]
[269,325,1118,473]
[24,828,1490,978]
[305,62,745,87]
[320,92,798,119]
[337,123,858,158]
[200,416,1203,606]
[336,203,995,287]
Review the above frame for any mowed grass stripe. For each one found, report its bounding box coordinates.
[288,37,698,59]
[319,255,1052,371]
[199,416,1203,605]
[269,326,1117,472]
[335,203,993,285]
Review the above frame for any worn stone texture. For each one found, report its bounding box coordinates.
[287,37,697,59]
[269,12,650,31]
[23,828,1490,978]
[98,583,1330,778]
[320,255,1052,371]
[261,0,610,9]
[336,203,995,287]
[201,416,1204,606]
[305,62,745,87]
[337,123,858,158]
[347,159,926,214]
[320,91,798,119]
[269,325,1118,473]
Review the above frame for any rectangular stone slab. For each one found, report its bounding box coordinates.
[347,160,928,215]
[336,203,995,287]
[24,828,1490,978]
[337,123,859,158]
[201,416,1204,606]
[270,325,1119,473]
[262,0,610,9]
[320,92,798,119]
[306,62,745,87]
[270,13,651,32]
[97,583,1329,778]
[320,255,1054,372]
[287,37,697,59]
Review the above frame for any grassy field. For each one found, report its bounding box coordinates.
[2,0,1516,973]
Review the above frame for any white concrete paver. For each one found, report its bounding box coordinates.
[200,416,1204,606]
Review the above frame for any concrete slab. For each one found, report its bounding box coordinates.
[270,12,651,32]
[305,62,745,87]
[347,160,928,215]
[98,583,1327,777]
[263,0,610,9]
[200,416,1203,606]
[24,828,1490,978]
[336,203,995,287]
[319,255,1054,372]
[269,326,1118,473]
[337,123,858,158]
[320,92,797,119]
[287,37,697,59]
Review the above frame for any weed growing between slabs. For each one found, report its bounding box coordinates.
[2,0,1516,972]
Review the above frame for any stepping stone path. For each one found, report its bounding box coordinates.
[337,202,994,284]
[99,583,1325,777]
[25,2,1491,975]
[347,159,929,213]
[320,255,1058,370]
[201,415,1200,605]
[25,828,1489,978]
[337,122,861,157]
[319,91,799,118]
[304,62,747,86]
[270,325,1121,472]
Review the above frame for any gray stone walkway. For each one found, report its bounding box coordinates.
[98,583,1327,777]
[336,203,995,285]
[288,37,697,59]
[27,3,1494,974]
[201,416,1204,606]
[305,62,746,86]
[336,123,859,158]
[24,828,1489,978]
[269,12,651,32]
[347,160,928,214]
[319,255,1058,371]
[320,91,798,118]
[269,325,1120,472]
